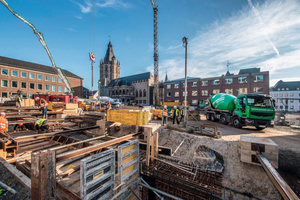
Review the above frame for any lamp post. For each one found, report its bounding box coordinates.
[182,37,188,128]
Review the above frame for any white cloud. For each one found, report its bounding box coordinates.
[160,0,300,85]
[75,15,82,19]
[71,0,132,14]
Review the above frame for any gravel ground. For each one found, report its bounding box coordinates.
[0,163,31,200]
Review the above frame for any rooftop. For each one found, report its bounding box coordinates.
[238,67,260,74]
[108,72,152,86]
[164,77,200,83]
[0,56,82,79]
[271,80,300,91]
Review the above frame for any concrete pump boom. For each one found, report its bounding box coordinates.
[0,0,74,95]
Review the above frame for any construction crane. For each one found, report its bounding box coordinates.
[150,0,159,106]
[0,0,74,95]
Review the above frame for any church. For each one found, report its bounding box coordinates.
[98,41,155,105]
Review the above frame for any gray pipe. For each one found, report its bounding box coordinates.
[0,181,17,194]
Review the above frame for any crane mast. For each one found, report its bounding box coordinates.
[150,0,159,106]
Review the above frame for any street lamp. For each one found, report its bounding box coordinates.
[182,37,188,128]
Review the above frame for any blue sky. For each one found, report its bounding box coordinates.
[1,0,300,90]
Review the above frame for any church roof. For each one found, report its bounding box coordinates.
[108,72,152,86]
[238,67,260,74]
[104,41,115,62]
[271,80,300,91]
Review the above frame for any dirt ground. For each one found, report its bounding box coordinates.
[153,113,300,199]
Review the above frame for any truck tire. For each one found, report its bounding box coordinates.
[233,116,242,128]
[206,113,211,120]
[153,115,158,120]
[220,115,228,125]
[211,114,219,122]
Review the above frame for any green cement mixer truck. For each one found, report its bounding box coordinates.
[205,93,276,130]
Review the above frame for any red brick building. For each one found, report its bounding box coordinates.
[0,56,83,98]
[163,68,269,107]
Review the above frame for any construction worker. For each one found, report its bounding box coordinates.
[162,105,168,126]
[172,106,180,125]
[16,95,22,108]
[34,118,48,134]
[40,98,48,119]
[106,100,112,111]
[179,107,184,123]
[0,112,8,134]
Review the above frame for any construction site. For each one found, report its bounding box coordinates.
[1,0,300,200]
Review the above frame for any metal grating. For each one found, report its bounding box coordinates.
[80,149,115,200]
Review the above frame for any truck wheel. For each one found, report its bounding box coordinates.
[233,117,242,128]
[211,114,219,122]
[153,116,158,120]
[206,113,211,120]
[220,115,228,125]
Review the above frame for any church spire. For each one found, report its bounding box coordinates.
[104,41,115,62]
[165,71,168,82]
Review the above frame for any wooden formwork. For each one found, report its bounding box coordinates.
[107,110,149,126]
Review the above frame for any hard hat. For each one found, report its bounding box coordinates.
[164,105,167,108]
[35,97,40,100]
[0,112,5,116]
[174,106,177,108]
[107,100,110,103]
[18,123,23,126]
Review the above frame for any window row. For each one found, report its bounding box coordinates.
[277,87,300,91]
[1,69,62,82]
[1,80,67,92]
[167,82,198,89]
[274,93,300,97]
[277,105,300,110]
[135,100,147,104]
[275,99,297,103]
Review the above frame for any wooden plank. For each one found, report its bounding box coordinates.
[154,132,158,157]
[139,142,172,156]
[151,134,154,162]
[146,129,151,166]
[0,157,31,190]
[56,133,140,162]
[56,181,82,200]
[16,161,31,178]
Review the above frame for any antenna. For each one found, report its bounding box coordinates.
[226,60,231,71]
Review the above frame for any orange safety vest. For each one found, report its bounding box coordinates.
[40,98,48,108]
[106,103,111,110]
[0,116,8,133]
[163,108,168,117]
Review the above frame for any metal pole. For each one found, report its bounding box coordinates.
[182,37,188,128]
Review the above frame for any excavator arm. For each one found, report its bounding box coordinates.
[0,0,74,95]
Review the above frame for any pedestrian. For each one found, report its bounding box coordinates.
[34,118,48,134]
[16,95,22,108]
[172,106,180,125]
[0,112,8,134]
[106,100,112,114]
[162,105,168,126]
[179,107,184,123]
[40,98,48,119]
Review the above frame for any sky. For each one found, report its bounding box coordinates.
[1,0,300,90]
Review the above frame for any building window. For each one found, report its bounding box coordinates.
[182,83,185,88]
[1,92,8,98]
[139,100,142,104]
[238,77,247,83]
[174,92,179,97]
[135,100,138,104]
[284,93,288,97]
[29,94,33,99]
[192,91,198,96]
[279,93,283,97]
[58,86,63,92]
[136,90,138,97]
[183,92,188,97]
[225,78,233,84]
[191,100,197,105]
[37,84,42,90]
[38,74,43,80]
[139,90,142,97]
[253,87,263,93]
[202,90,208,96]
[1,80,8,87]
[59,78,62,83]
[21,82,26,89]
[297,88,300,90]
[278,88,280,91]
[12,70,18,77]
[225,89,233,94]
[45,85,50,91]
[212,79,220,85]
[21,72,27,78]
[213,89,220,94]
[279,106,283,109]
[192,82,197,87]
[11,81,18,88]
[275,100,278,103]
[282,88,285,91]
[167,84,171,89]
[64,87,68,92]
[290,106,294,109]
[30,73,35,79]
[290,93,294,96]
[274,94,278,97]
[202,81,208,86]
[239,88,247,94]
[45,76,50,81]
[52,77,56,82]
[286,88,289,91]
[174,84,179,88]
[52,85,56,91]
[29,83,35,89]
[167,92,171,97]
[143,100,146,104]
[253,75,263,82]
[1,69,8,75]
[143,89,146,97]
[175,100,179,102]
[290,100,294,103]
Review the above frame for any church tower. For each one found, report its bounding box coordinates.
[99,41,120,96]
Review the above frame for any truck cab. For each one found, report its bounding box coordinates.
[233,94,275,129]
